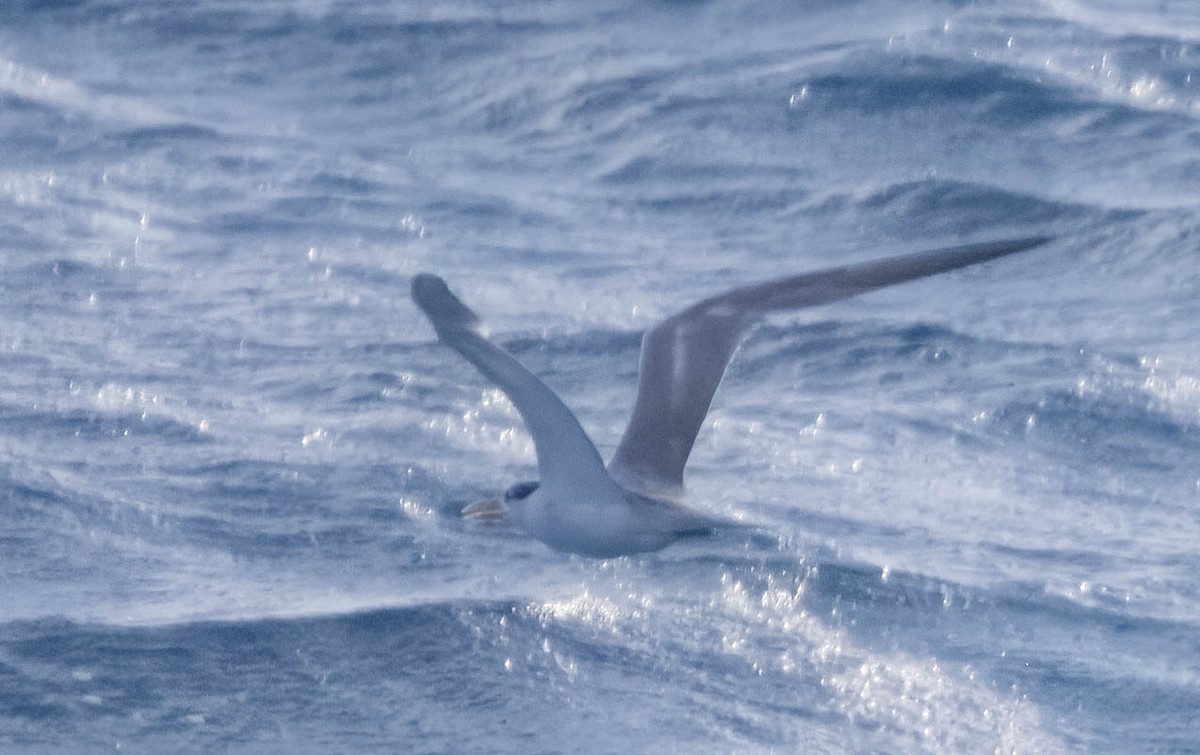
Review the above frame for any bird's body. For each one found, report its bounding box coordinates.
[507,484,716,559]
[412,236,1050,557]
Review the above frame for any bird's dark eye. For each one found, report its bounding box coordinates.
[504,480,540,501]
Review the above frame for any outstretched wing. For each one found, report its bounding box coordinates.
[608,236,1052,499]
[411,274,618,498]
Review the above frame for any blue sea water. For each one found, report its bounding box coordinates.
[2,0,1199,752]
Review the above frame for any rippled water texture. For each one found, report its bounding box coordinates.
[2,1,1199,752]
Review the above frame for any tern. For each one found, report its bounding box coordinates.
[412,236,1050,557]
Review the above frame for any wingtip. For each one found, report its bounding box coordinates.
[917,233,1055,272]
[410,272,446,303]
[986,234,1055,261]
[966,234,1053,258]
[411,273,481,335]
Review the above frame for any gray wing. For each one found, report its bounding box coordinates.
[411,274,619,498]
[607,236,1052,499]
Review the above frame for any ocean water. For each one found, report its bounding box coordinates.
[2,0,1199,752]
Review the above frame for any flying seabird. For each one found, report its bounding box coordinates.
[411,236,1050,557]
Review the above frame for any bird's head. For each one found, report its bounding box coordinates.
[461,480,540,523]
